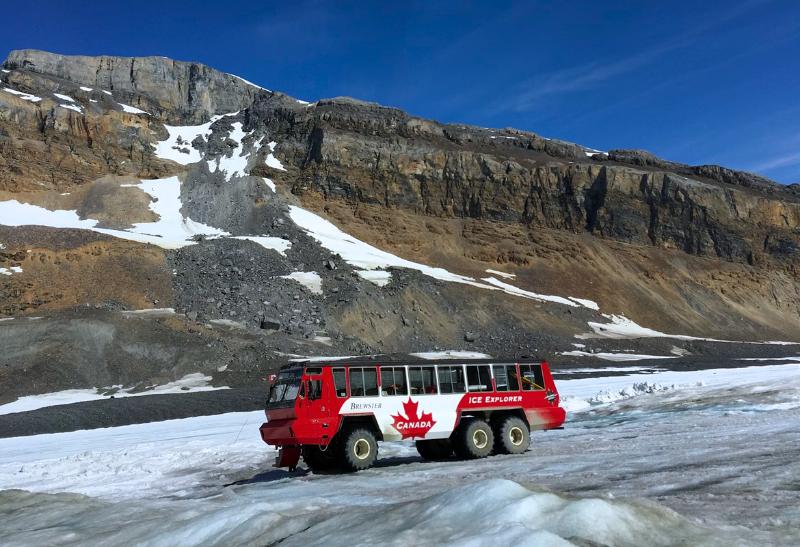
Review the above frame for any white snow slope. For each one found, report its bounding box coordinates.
[1,363,798,546]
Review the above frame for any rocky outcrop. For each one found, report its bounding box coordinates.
[3,49,267,123]
[254,100,800,267]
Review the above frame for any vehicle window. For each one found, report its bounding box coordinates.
[520,364,545,391]
[267,368,302,405]
[437,366,466,393]
[381,367,408,396]
[494,364,520,391]
[349,367,379,397]
[268,382,286,403]
[349,367,365,396]
[308,380,323,400]
[364,367,378,396]
[466,365,492,392]
[409,366,437,395]
[333,368,347,397]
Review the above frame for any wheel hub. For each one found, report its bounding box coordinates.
[473,429,488,449]
[509,426,524,446]
[354,438,371,460]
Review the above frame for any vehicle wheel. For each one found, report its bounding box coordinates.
[302,445,339,473]
[494,416,530,455]
[416,439,453,460]
[452,419,493,459]
[339,428,378,472]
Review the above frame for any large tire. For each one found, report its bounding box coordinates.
[493,415,530,455]
[302,445,339,473]
[339,428,378,472]
[416,439,453,461]
[452,419,494,459]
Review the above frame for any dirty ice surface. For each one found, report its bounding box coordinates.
[1,363,799,546]
[0,373,228,416]
[560,350,677,362]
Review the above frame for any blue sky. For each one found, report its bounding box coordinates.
[3,0,799,183]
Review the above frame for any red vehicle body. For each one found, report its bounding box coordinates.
[260,358,566,472]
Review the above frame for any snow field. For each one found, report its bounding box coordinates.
[557,362,800,412]
[3,363,799,545]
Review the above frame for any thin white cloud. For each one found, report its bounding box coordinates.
[488,0,774,116]
[749,151,800,173]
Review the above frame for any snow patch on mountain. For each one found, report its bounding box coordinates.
[118,102,149,115]
[568,296,600,310]
[113,177,228,246]
[0,175,293,250]
[53,93,76,103]
[229,73,271,93]
[59,103,83,113]
[485,268,515,279]
[153,112,238,165]
[0,266,23,276]
[207,122,254,180]
[279,271,323,295]
[231,236,291,255]
[2,87,43,102]
[481,276,579,307]
[288,205,590,307]
[264,140,286,171]
[356,269,392,286]
[584,314,800,345]
[0,200,99,229]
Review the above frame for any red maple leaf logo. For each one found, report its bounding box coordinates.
[391,398,436,439]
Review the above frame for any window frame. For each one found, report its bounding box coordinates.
[380,366,408,396]
[332,367,348,398]
[519,363,546,391]
[437,365,467,394]
[349,367,379,397]
[466,364,493,392]
[408,365,438,395]
[493,363,520,392]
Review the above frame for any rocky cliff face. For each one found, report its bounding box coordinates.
[253,97,800,268]
[1,50,798,401]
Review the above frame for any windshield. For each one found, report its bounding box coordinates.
[267,369,302,406]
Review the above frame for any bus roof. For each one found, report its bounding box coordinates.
[280,356,546,370]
